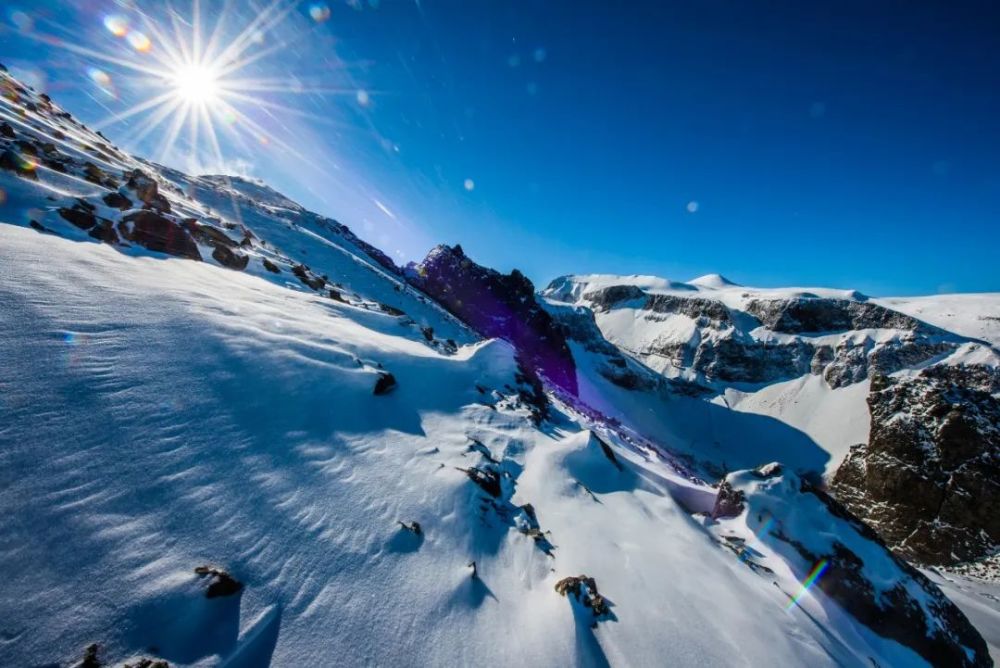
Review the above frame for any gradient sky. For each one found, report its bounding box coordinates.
[2,1,998,295]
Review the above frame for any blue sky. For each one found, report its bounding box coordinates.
[2,1,998,295]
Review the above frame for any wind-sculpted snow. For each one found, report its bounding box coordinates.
[1,66,995,666]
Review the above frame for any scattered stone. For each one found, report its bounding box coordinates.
[398,521,422,536]
[328,287,346,302]
[373,371,397,395]
[194,565,243,598]
[125,169,171,212]
[0,148,37,179]
[292,263,325,290]
[58,206,96,229]
[0,121,14,138]
[459,465,502,498]
[211,244,249,270]
[262,257,281,274]
[123,658,169,668]
[121,210,202,260]
[421,326,434,342]
[88,220,120,244]
[554,575,612,623]
[102,191,133,210]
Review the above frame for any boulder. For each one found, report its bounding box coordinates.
[121,211,202,260]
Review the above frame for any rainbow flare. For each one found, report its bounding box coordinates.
[786,558,829,611]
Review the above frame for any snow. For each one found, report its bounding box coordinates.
[876,294,1000,348]
[1,69,993,667]
[1,223,872,667]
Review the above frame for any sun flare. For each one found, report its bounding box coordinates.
[171,64,221,104]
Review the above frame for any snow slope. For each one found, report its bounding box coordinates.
[0,225,870,667]
[1,67,994,666]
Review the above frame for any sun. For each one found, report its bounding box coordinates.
[171,64,220,104]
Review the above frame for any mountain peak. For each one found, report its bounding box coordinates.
[688,273,739,288]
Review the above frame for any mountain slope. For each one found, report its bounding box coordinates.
[0,66,994,667]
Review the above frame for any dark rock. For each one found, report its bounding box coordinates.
[262,258,281,274]
[406,245,578,395]
[327,288,346,302]
[0,121,14,138]
[102,191,132,210]
[398,520,422,536]
[460,465,502,498]
[745,297,928,334]
[123,658,170,668]
[831,365,1000,565]
[292,263,324,290]
[0,148,37,179]
[211,244,249,270]
[79,643,102,668]
[194,565,243,598]
[554,575,612,622]
[58,206,96,229]
[380,303,406,316]
[711,481,745,519]
[373,372,397,395]
[182,219,237,247]
[125,169,171,212]
[88,220,120,244]
[121,211,202,260]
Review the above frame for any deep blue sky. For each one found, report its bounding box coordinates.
[2,1,998,295]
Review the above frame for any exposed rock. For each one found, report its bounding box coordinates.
[123,659,169,668]
[373,372,397,395]
[262,257,281,274]
[125,169,171,212]
[328,287,346,302]
[406,244,578,395]
[554,575,612,622]
[183,219,237,248]
[102,191,132,210]
[292,263,325,290]
[0,120,14,138]
[460,465,502,498]
[211,244,249,270]
[745,297,928,334]
[0,148,37,179]
[78,643,102,668]
[398,520,422,536]
[831,366,1000,565]
[58,206,96,230]
[711,481,745,519]
[88,220,120,244]
[726,467,991,668]
[193,565,243,598]
[121,210,202,260]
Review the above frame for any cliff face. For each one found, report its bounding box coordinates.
[406,245,578,394]
[832,365,1000,565]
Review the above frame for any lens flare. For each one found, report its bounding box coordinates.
[309,4,331,23]
[103,15,129,37]
[127,31,152,52]
[786,559,829,611]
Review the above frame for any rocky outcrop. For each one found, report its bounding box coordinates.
[554,575,612,624]
[723,466,991,668]
[193,565,243,598]
[745,297,928,334]
[407,245,577,394]
[121,211,202,261]
[831,366,1000,566]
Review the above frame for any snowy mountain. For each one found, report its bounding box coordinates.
[542,273,1000,568]
[1,67,998,666]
